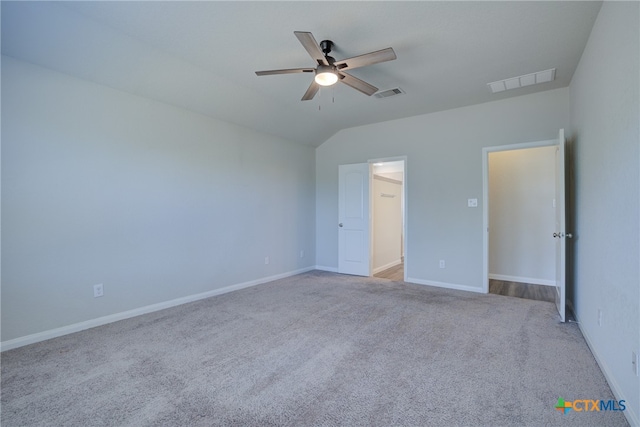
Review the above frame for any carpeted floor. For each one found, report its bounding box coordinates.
[1,271,628,426]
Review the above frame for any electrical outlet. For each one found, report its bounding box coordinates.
[439,260,445,269]
[264,256,269,265]
[93,284,104,298]
[467,198,478,208]
[633,351,638,376]
[597,309,603,326]
[300,250,304,258]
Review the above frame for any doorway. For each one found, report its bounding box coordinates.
[371,160,405,281]
[482,129,568,321]
[487,145,556,302]
[337,157,407,281]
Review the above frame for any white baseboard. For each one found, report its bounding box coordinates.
[1,266,315,352]
[488,274,555,287]
[575,315,639,427]
[372,259,402,275]
[314,265,338,273]
[406,277,484,294]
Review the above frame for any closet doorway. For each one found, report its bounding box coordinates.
[371,160,405,282]
[483,138,562,308]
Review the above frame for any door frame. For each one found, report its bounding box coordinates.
[481,139,557,293]
[368,156,408,282]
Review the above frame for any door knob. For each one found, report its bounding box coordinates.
[553,232,573,239]
[339,223,343,227]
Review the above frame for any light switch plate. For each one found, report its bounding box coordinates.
[467,198,478,207]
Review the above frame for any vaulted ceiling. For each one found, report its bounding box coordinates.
[1,1,602,147]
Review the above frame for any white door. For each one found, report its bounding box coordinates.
[554,129,567,322]
[338,163,371,276]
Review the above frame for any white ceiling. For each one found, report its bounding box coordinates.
[1,1,602,147]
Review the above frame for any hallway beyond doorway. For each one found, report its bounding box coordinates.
[374,263,404,281]
[489,280,555,303]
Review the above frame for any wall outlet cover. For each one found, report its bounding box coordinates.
[93,284,104,298]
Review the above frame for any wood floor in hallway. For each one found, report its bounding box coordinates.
[374,263,554,304]
[489,280,555,303]
[374,263,404,281]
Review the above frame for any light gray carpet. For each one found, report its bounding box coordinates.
[1,271,628,426]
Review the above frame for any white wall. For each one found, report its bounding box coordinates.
[1,57,316,343]
[488,146,556,285]
[373,176,402,273]
[568,2,639,424]
[316,88,569,291]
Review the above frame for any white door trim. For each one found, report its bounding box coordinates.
[369,156,408,282]
[482,139,557,293]
[554,129,567,322]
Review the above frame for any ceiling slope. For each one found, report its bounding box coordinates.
[1,1,602,147]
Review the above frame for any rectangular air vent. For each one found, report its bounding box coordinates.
[375,88,405,99]
[488,68,556,93]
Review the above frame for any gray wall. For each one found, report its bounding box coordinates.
[569,1,639,422]
[1,57,316,342]
[316,88,569,291]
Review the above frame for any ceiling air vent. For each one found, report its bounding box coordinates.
[375,88,405,99]
[487,68,556,93]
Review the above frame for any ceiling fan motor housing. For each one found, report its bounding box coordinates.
[320,40,336,65]
[320,40,334,55]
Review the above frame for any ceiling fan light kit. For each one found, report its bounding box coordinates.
[315,65,338,86]
[255,31,396,101]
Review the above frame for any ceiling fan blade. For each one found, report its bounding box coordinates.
[339,72,378,96]
[301,80,320,101]
[294,31,328,66]
[255,68,314,76]
[334,48,397,71]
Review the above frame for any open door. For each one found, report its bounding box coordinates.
[338,163,371,276]
[554,129,567,322]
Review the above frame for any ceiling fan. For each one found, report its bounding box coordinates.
[255,31,397,101]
